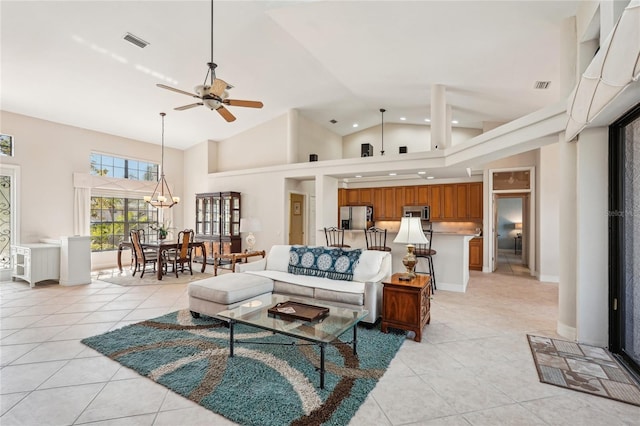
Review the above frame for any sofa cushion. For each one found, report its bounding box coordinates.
[288,246,362,281]
[265,245,292,272]
[188,274,273,305]
[247,270,366,294]
[313,287,364,306]
[273,281,315,298]
[353,250,392,283]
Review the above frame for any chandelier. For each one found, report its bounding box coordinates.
[144,112,180,208]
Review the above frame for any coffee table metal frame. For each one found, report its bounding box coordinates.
[217,294,368,389]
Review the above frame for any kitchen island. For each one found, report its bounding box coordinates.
[338,229,477,292]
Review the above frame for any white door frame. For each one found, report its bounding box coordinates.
[487,166,536,276]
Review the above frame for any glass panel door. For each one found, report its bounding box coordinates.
[0,175,11,270]
[609,103,640,378]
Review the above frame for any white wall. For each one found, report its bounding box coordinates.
[217,114,288,171]
[576,127,609,346]
[342,123,481,159]
[183,140,213,234]
[1,110,185,269]
[297,114,343,163]
[538,143,560,282]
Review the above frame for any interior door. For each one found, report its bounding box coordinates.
[289,193,304,245]
[492,193,498,272]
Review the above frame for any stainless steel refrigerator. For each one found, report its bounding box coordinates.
[339,206,373,230]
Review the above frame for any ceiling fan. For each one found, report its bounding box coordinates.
[156,0,263,122]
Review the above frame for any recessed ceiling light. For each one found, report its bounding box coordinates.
[426,176,435,179]
[424,118,431,122]
[451,120,459,124]
[389,173,397,176]
[355,175,362,178]
[353,123,358,128]
[417,171,426,175]
[400,117,406,121]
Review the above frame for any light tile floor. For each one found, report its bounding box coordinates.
[1,269,639,425]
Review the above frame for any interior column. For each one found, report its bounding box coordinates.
[430,84,449,151]
[558,134,577,340]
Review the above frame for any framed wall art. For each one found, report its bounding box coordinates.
[0,134,14,157]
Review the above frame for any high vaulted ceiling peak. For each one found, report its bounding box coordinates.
[1,1,581,150]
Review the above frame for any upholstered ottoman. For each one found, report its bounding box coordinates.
[188,273,274,318]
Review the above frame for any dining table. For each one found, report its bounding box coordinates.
[117,240,207,280]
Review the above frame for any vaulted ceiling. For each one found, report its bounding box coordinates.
[1,1,581,150]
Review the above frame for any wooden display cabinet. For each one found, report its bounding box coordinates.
[194,191,241,264]
[381,273,432,342]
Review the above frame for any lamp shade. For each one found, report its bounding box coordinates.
[240,217,261,233]
[393,217,428,245]
[515,222,522,230]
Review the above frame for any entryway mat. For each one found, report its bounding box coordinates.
[527,335,640,407]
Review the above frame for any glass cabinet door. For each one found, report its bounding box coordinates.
[212,194,221,236]
[203,197,211,235]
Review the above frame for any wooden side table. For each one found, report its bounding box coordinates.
[381,273,431,342]
[213,250,266,276]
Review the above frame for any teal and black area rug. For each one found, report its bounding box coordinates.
[81,310,405,425]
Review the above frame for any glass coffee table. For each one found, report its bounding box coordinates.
[216,294,369,389]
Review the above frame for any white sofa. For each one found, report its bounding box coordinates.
[236,245,392,324]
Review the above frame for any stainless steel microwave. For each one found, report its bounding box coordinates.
[402,205,430,221]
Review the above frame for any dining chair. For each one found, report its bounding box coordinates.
[324,227,350,248]
[163,229,194,278]
[130,229,158,278]
[364,227,391,251]
[414,223,436,291]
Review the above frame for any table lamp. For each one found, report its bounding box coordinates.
[393,217,429,281]
[240,217,261,252]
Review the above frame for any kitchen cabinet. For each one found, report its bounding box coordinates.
[429,185,443,220]
[468,182,483,221]
[469,237,483,270]
[456,184,468,219]
[338,182,483,223]
[195,192,241,261]
[416,186,429,205]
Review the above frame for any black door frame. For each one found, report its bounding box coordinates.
[608,102,640,378]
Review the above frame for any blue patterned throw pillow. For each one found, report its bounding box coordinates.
[288,246,362,281]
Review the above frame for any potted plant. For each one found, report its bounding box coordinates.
[150,221,173,240]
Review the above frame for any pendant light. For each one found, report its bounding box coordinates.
[144,112,180,208]
[380,108,386,156]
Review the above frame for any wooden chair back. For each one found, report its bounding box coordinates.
[177,229,194,259]
[130,230,145,262]
[324,227,349,247]
[364,227,391,251]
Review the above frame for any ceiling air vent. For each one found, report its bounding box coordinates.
[123,32,149,48]
[534,81,551,90]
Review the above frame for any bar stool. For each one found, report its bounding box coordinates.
[364,227,391,251]
[415,224,436,292]
[324,227,351,248]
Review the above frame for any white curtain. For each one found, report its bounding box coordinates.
[566,0,640,141]
[72,172,158,236]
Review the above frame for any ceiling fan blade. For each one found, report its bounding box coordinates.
[157,84,200,98]
[224,99,264,108]
[211,79,229,96]
[216,105,236,122]
[175,103,203,111]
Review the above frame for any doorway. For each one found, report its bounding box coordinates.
[0,164,19,281]
[289,193,305,245]
[494,194,530,276]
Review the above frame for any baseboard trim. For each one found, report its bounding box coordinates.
[436,281,467,293]
[538,274,559,283]
[557,321,577,340]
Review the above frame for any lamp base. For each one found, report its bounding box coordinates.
[245,232,256,252]
[400,244,417,281]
